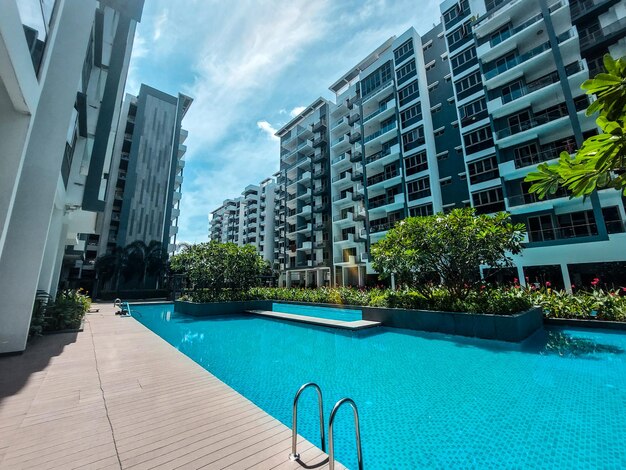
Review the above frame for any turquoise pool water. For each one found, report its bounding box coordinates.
[132,304,626,469]
[272,302,362,321]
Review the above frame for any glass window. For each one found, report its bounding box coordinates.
[397,60,417,85]
[405,151,428,175]
[394,39,414,63]
[398,81,419,107]
[407,177,431,201]
[400,103,422,128]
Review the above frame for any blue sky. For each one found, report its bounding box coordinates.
[126,0,442,243]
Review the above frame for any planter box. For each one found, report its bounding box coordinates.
[174,300,542,342]
[361,306,543,342]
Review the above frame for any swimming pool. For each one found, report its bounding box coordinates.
[132,304,626,469]
[271,302,362,321]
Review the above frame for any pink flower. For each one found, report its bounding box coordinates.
[481,285,486,290]
[545,281,551,288]
[513,277,518,284]
[591,278,600,286]
[571,284,576,290]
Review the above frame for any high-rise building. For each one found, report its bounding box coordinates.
[275,99,334,287]
[0,0,144,354]
[208,0,626,290]
[441,0,626,289]
[208,176,279,264]
[96,85,192,261]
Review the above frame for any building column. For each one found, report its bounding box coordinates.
[516,265,526,287]
[561,264,573,294]
[0,0,96,354]
[37,203,65,295]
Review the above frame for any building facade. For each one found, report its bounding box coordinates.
[208,0,626,290]
[0,0,144,354]
[441,0,626,289]
[101,86,191,256]
[208,176,279,265]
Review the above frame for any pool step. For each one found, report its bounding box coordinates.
[245,310,381,330]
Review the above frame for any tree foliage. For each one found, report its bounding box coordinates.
[170,241,265,292]
[526,54,626,197]
[370,208,526,298]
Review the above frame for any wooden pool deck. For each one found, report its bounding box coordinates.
[0,303,344,469]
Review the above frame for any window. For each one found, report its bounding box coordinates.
[451,47,477,75]
[472,187,504,214]
[407,177,431,201]
[361,61,393,98]
[422,40,433,51]
[400,103,423,128]
[394,39,414,63]
[468,156,499,184]
[446,21,472,51]
[409,203,433,217]
[460,97,487,125]
[437,151,448,161]
[455,71,482,100]
[434,127,445,137]
[500,79,524,103]
[463,125,493,154]
[402,127,425,152]
[443,0,469,28]
[603,206,625,234]
[405,151,428,175]
[440,177,452,186]
[428,81,439,92]
[425,60,436,71]
[557,210,598,238]
[398,81,419,107]
[490,24,512,46]
[527,215,555,242]
[397,60,417,85]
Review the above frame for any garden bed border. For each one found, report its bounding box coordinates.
[174,300,543,342]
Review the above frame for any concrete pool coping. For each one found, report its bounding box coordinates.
[0,302,345,469]
[245,309,381,330]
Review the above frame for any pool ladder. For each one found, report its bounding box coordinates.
[114,299,132,316]
[289,382,363,470]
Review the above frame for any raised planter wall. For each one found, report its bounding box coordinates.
[174,300,543,342]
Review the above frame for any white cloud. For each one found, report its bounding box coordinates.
[257,120,279,141]
[289,106,306,117]
[153,10,168,41]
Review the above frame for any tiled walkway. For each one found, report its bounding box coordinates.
[0,303,343,469]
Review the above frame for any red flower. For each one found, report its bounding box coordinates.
[481,285,486,290]
[545,281,551,288]
[591,278,600,286]
[571,284,576,290]
[513,277,518,284]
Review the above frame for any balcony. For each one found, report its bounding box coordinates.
[527,222,605,243]
[365,144,400,170]
[513,142,574,169]
[477,11,546,63]
[364,120,397,145]
[334,233,355,244]
[580,17,626,52]
[312,119,326,133]
[331,135,348,148]
[295,223,312,233]
[312,149,325,163]
[331,153,347,166]
[349,150,363,163]
[482,29,575,88]
[313,203,327,213]
[366,168,402,190]
[489,62,586,118]
[349,131,362,145]
[571,0,620,20]
[348,113,361,126]
[171,208,181,219]
[354,208,367,221]
[297,171,312,183]
[313,222,325,231]
[507,187,568,207]
[333,211,354,224]
[368,193,404,213]
[334,255,357,265]
[362,99,396,124]
[312,168,327,179]
[298,241,313,251]
[351,171,363,182]
[312,135,327,148]
[332,172,352,185]
[331,116,349,131]
[312,185,327,196]
[333,192,353,205]
[370,221,392,233]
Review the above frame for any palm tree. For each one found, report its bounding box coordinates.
[94,246,127,294]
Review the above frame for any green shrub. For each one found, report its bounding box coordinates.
[46,289,91,331]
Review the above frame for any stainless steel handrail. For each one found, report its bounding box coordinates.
[328,398,363,470]
[289,383,325,461]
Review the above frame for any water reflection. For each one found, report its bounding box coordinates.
[541,330,624,358]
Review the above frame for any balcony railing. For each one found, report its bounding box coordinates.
[370,222,392,233]
[332,153,347,165]
[483,30,573,80]
[490,12,543,47]
[501,62,583,104]
[528,222,600,242]
[508,188,568,206]
[363,100,392,124]
[365,147,393,165]
[580,17,626,50]
[367,168,400,186]
[364,121,397,144]
[514,142,574,169]
[496,109,569,139]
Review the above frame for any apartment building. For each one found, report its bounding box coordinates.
[441,0,626,289]
[327,27,471,286]
[274,99,334,287]
[100,86,191,254]
[208,176,279,264]
[208,0,625,290]
[0,0,144,354]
